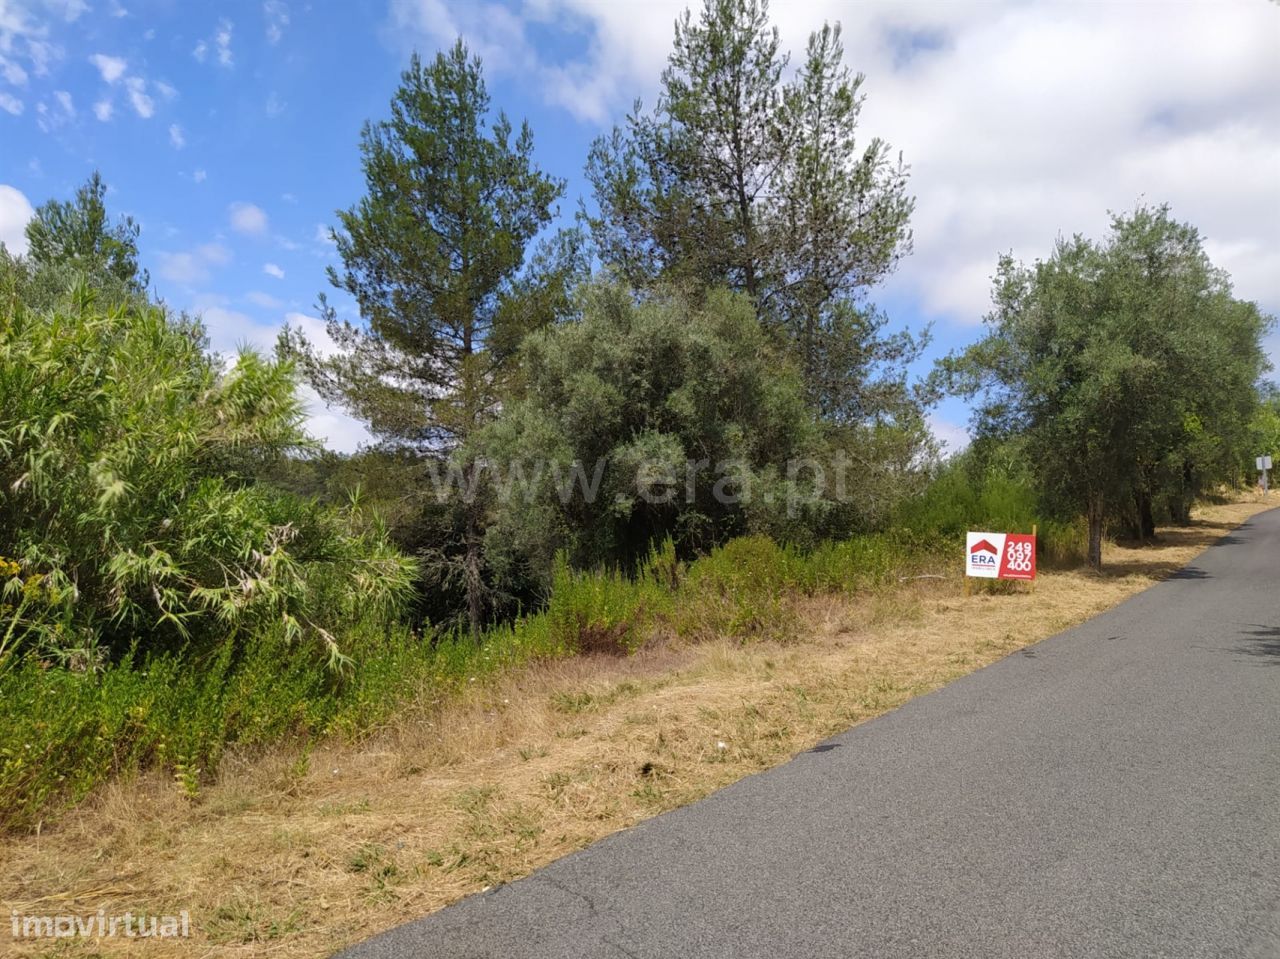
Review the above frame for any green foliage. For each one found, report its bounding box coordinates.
[1246,390,1280,481]
[0,285,414,667]
[286,40,582,633]
[473,283,826,585]
[939,203,1272,566]
[0,623,411,830]
[893,449,1087,566]
[8,27,1263,842]
[297,40,572,452]
[23,171,148,293]
[585,1,917,419]
[539,548,676,656]
[895,455,1038,540]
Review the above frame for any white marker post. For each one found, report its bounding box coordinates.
[1257,455,1272,497]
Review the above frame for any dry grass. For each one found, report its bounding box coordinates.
[1,498,1270,958]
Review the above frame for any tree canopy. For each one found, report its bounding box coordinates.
[472,284,827,593]
[940,204,1271,567]
[585,1,914,417]
[24,171,148,294]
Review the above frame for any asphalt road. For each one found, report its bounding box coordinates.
[338,510,1280,959]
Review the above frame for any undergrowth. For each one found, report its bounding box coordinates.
[0,516,1084,832]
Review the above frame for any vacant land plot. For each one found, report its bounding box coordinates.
[2,498,1269,958]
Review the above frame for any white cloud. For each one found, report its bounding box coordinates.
[284,313,372,451]
[35,88,75,130]
[50,0,89,22]
[229,201,268,235]
[122,76,153,117]
[301,386,372,453]
[188,301,371,451]
[264,91,285,117]
[313,223,332,244]
[184,300,371,450]
[193,168,207,183]
[245,290,283,309]
[264,1,289,44]
[89,64,165,121]
[192,18,234,67]
[88,53,127,84]
[155,242,232,286]
[0,184,35,256]
[0,92,21,115]
[0,56,28,86]
[0,4,59,81]
[283,311,341,358]
[215,18,233,67]
[262,261,285,279]
[389,0,1280,326]
[200,305,275,353]
[927,413,970,457]
[168,122,184,148]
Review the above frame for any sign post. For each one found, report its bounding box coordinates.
[965,530,1037,587]
[1257,455,1272,496]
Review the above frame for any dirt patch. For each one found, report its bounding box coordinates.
[1,498,1270,957]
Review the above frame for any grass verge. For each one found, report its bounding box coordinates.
[0,498,1269,957]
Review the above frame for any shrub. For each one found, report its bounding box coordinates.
[473,284,827,584]
[0,286,415,668]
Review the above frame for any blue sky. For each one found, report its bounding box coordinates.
[1,0,1277,452]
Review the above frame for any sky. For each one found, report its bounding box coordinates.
[0,0,1277,454]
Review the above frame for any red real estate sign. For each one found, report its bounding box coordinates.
[965,531,1036,580]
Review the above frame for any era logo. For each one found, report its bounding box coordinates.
[969,539,998,567]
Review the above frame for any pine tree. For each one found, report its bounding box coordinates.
[287,42,576,633]
[585,1,916,422]
[24,171,148,292]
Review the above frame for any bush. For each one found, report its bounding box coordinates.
[893,451,1088,567]
[473,283,827,585]
[0,286,415,668]
[895,459,1039,541]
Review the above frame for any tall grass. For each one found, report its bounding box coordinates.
[1,456,1102,832]
[0,530,942,831]
[895,461,1088,566]
[0,615,572,831]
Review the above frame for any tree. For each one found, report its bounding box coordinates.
[1102,209,1264,532]
[24,171,148,293]
[584,0,784,297]
[777,23,914,400]
[941,204,1271,568]
[584,1,915,417]
[285,42,578,633]
[1246,387,1280,486]
[471,284,830,597]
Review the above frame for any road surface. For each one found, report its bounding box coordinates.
[338,510,1280,958]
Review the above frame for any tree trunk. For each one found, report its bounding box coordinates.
[463,483,483,638]
[1087,491,1105,570]
[1135,487,1156,541]
[1173,459,1194,526]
